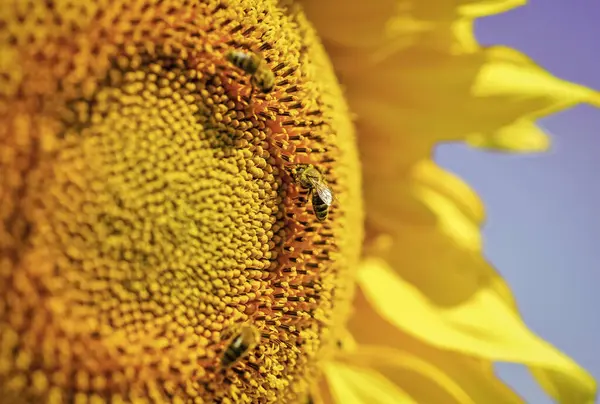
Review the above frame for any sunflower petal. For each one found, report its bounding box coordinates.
[302,0,528,56]
[364,160,595,402]
[410,160,484,250]
[529,366,600,404]
[365,159,484,256]
[349,289,524,404]
[323,362,417,404]
[299,0,398,48]
[472,47,600,111]
[458,0,526,17]
[466,119,551,152]
[352,47,599,184]
[352,47,600,146]
[346,345,476,404]
[357,258,597,403]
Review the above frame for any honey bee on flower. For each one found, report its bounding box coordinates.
[226,50,275,95]
[221,324,261,369]
[288,164,333,222]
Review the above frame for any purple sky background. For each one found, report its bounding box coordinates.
[435,1,600,403]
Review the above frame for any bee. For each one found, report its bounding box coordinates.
[289,164,333,222]
[226,50,275,94]
[221,324,261,369]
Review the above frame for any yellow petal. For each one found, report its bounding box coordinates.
[299,0,398,48]
[410,160,484,250]
[301,0,527,51]
[466,119,551,152]
[458,0,526,17]
[365,159,484,257]
[347,345,476,404]
[529,367,599,404]
[472,47,600,113]
[349,290,524,404]
[351,47,600,145]
[364,160,587,402]
[324,362,417,404]
[357,258,597,403]
[366,161,515,317]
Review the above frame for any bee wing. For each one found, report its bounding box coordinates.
[312,181,333,206]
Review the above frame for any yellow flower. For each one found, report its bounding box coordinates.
[0,1,596,404]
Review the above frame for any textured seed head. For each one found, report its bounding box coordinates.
[0,0,362,403]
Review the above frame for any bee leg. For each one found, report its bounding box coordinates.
[248,76,257,104]
[290,195,308,204]
[292,188,312,203]
[291,189,311,204]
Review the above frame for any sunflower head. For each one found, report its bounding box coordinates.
[0,0,362,402]
[5,0,598,403]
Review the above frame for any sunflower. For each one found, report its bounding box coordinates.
[0,0,597,403]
